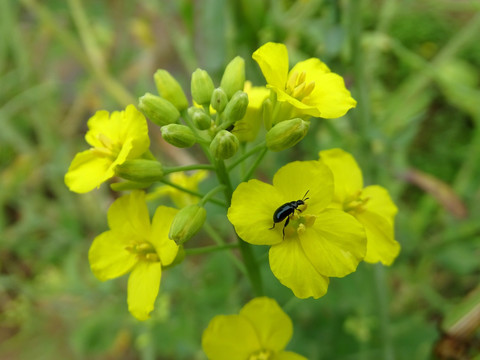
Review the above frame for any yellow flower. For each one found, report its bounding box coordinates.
[232,81,270,142]
[252,42,356,119]
[227,161,366,299]
[202,297,307,360]
[146,170,208,208]
[88,190,178,320]
[65,105,150,193]
[319,148,400,265]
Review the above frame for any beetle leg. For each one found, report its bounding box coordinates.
[282,217,290,240]
[270,223,276,230]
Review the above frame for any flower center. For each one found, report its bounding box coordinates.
[343,191,369,214]
[284,203,317,238]
[285,70,315,101]
[126,241,160,262]
[92,133,122,159]
[248,349,272,360]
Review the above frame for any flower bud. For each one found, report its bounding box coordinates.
[115,159,163,182]
[188,107,212,130]
[220,56,245,99]
[210,130,239,159]
[223,91,248,127]
[191,69,215,106]
[169,204,207,245]
[210,88,228,113]
[154,69,189,111]
[266,118,310,152]
[161,124,196,148]
[138,93,180,126]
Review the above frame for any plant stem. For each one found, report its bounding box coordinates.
[158,179,226,207]
[200,185,225,206]
[227,141,267,171]
[241,147,268,182]
[163,164,215,174]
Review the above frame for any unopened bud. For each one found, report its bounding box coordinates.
[262,97,273,130]
[223,91,248,127]
[210,130,239,159]
[154,69,189,111]
[188,107,212,130]
[220,56,245,99]
[210,88,228,113]
[115,159,163,182]
[138,93,180,126]
[191,69,215,106]
[169,204,207,244]
[266,118,310,152]
[161,124,196,148]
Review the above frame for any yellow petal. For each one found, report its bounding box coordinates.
[88,230,137,281]
[64,149,114,193]
[239,297,292,351]
[228,180,284,245]
[107,191,151,239]
[252,42,289,90]
[272,351,308,360]
[269,236,329,299]
[150,206,179,266]
[304,72,356,119]
[362,185,398,220]
[300,209,366,278]
[272,161,334,214]
[355,210,400,265]
[127,260,161,321]
[319,148,363,204]
[84,110,110,147]
[202,314,261,360]
[122,105,151,158]
[290,57,331,77]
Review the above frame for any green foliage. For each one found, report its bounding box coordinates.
[1,0,480,359]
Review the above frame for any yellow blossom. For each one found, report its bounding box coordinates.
[228,161,366,299]
[252,42,356,119]
[319,148,400,265]
[65,105,149,193]
[88,190,178,320]
[202,297,307,360]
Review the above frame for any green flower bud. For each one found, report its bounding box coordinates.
[154,69,189,111]
[188,107,212,130]
[210,130,239,159]
[138,93,180,126]
[220,56,245,99]
[191,68,215,106]
[210,88,228,113]
[115,159,163,182]
[224,90,248,125]
[161,124,196,148]
[266,118,310,152]
[169,204,207,245]
[262,98,273,130]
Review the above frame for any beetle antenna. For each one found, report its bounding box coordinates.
[302,190,310,201]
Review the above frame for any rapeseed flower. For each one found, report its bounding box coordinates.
[319,148,400,265]
[202,297,307,360]
[228,161,366,299]
[252,42,356,120]
[88,190,178,320]
[65,105,149,193]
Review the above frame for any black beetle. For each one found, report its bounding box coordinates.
[270,190,310,239]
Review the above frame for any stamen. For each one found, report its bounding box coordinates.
[292,83,306,99]
[286,71,299,92]
[297,71,307,85]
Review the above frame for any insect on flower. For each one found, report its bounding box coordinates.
[270,190,310,239]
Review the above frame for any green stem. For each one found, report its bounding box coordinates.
[213,158,264,296]
[159,179,226,207]
[241,147,268,182]
[185,243,239,256]
[200,185,225,206]
[203,221,246,275]
[374,264,395,360]
[228,141,267,171]
[163,164,215,174]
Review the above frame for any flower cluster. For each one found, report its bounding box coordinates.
[65,41,398,357]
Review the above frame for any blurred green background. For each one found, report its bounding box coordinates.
[1,0,480,359]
